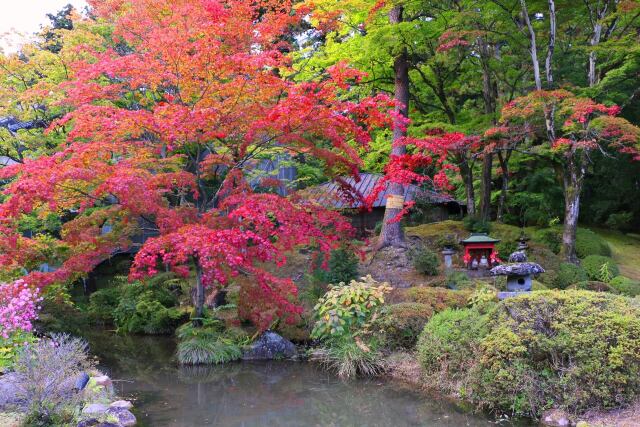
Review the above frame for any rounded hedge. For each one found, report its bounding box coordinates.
[411,246,440,276]
[417,291,640,417]
[610,276,640,297]
[581,255,619,281]
[575,229,611,258]
[376,302,434,350]
[552,262,588,289]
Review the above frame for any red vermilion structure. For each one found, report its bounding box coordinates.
[461,233,500,268]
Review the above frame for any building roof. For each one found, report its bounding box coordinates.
[461,233,501,244]
[303,173,460,209]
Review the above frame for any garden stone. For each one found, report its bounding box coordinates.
[540,409,572,427]
[0,372,22,408]
[82,403,110,416]
[77,418,100,427]
[242,331,297,360]
[96,423,121,427]
[93,375,112,388]
[106,407,137,426]
[110,400,133,410]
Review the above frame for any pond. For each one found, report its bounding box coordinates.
[86,331,525,427]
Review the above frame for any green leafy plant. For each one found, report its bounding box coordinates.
[418,291,640,417]
[605,212,633,231]
[176,317,247,365]
[552,262,589,289]
[575,229,611,258]
[310,337,385,378]
[312,247,360,285]
[411,246,440,276]
[374,302,434,350]
[609,276,640,297]
[463,216,492,234]
[581,255,619,282]
[311,275,391,341]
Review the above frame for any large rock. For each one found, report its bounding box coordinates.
[242,331,297,360]
[541,409,572,427]
[0,373,22,409]
[105,407,137,426]
[110,400,133,410]
[82,403,109,416]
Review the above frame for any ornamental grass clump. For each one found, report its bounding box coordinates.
[417,290,640,418]
[310,275,391,378]
[176,317,245,365]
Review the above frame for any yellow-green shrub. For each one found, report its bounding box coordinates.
[417,291,640,417]
[375,303,434,350]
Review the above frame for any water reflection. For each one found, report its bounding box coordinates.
[86,332,522,427]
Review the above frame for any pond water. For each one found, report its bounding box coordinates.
[86,331,525,427]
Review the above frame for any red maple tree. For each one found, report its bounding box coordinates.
[0,0,397,328]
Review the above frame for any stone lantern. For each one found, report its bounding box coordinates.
[490,249,544,299]
[441,247,456,269]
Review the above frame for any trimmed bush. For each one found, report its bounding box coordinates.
[405,287,469,311]
[312,247,360,285]
[463,216,491,234]
[610,276,640,297]
[575,228,611,258]
[552,262,588,289]
[570,281,618,293]
[581,255,619,282]
[418,291,640,417]
[411,246,440,276]
[375,303,434,350]
[533,228,562,254]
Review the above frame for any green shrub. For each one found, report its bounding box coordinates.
[552,262,588,289]
[606,212,633,231]
[445,270,474,289]
[405,287,469,311]
[111,281,186,334]
[610,276,640,297]
[581,255,619,282]
[417,307,491,395]
[411,246,440,276]
[463,216,491,234]
[435,233,461,251]
[533,228,562,254]
[312,247,360,285]
[311,275,391,341]
[375,303,434,350]
[496,240,517,260]
[575,228,611,258]
[418,291,640,417]
[87,287,121,324]
[570,281,618,293]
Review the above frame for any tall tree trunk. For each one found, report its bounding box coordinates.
[545,0,556,87]
[520,0,542,90]
[479,154,493,222]
[460,161,476,216]
[193,261,206,325]
[379,5,409,248]
[496,151,510,223]
[562,152,586,263]
[587,1,610,87]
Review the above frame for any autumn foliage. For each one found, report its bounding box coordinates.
[0,0,398,329]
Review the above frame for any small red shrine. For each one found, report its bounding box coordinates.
[461,233,501,268]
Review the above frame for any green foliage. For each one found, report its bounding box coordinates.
[576,228,611,258]
[374,303,434,350]
[467,284,499,307]
[495,240,517,260]
[418,291,640,417]
[418,307,492,395]
[553,262,589,289]
[311,275,391,341]
[405,287,469,311]
[570,281,618,293]
[176,317,246,365]
[88,274,188,334]
[0,331,37,373]
[606,212,633,231]
[434,233,461,251]
[445,270,474,289]
[581,255,619,282]
[411,245,440,276]
[312,247,359,285]
[463,217,492,234]
[610,276,640,297]
[533,228,562,254]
